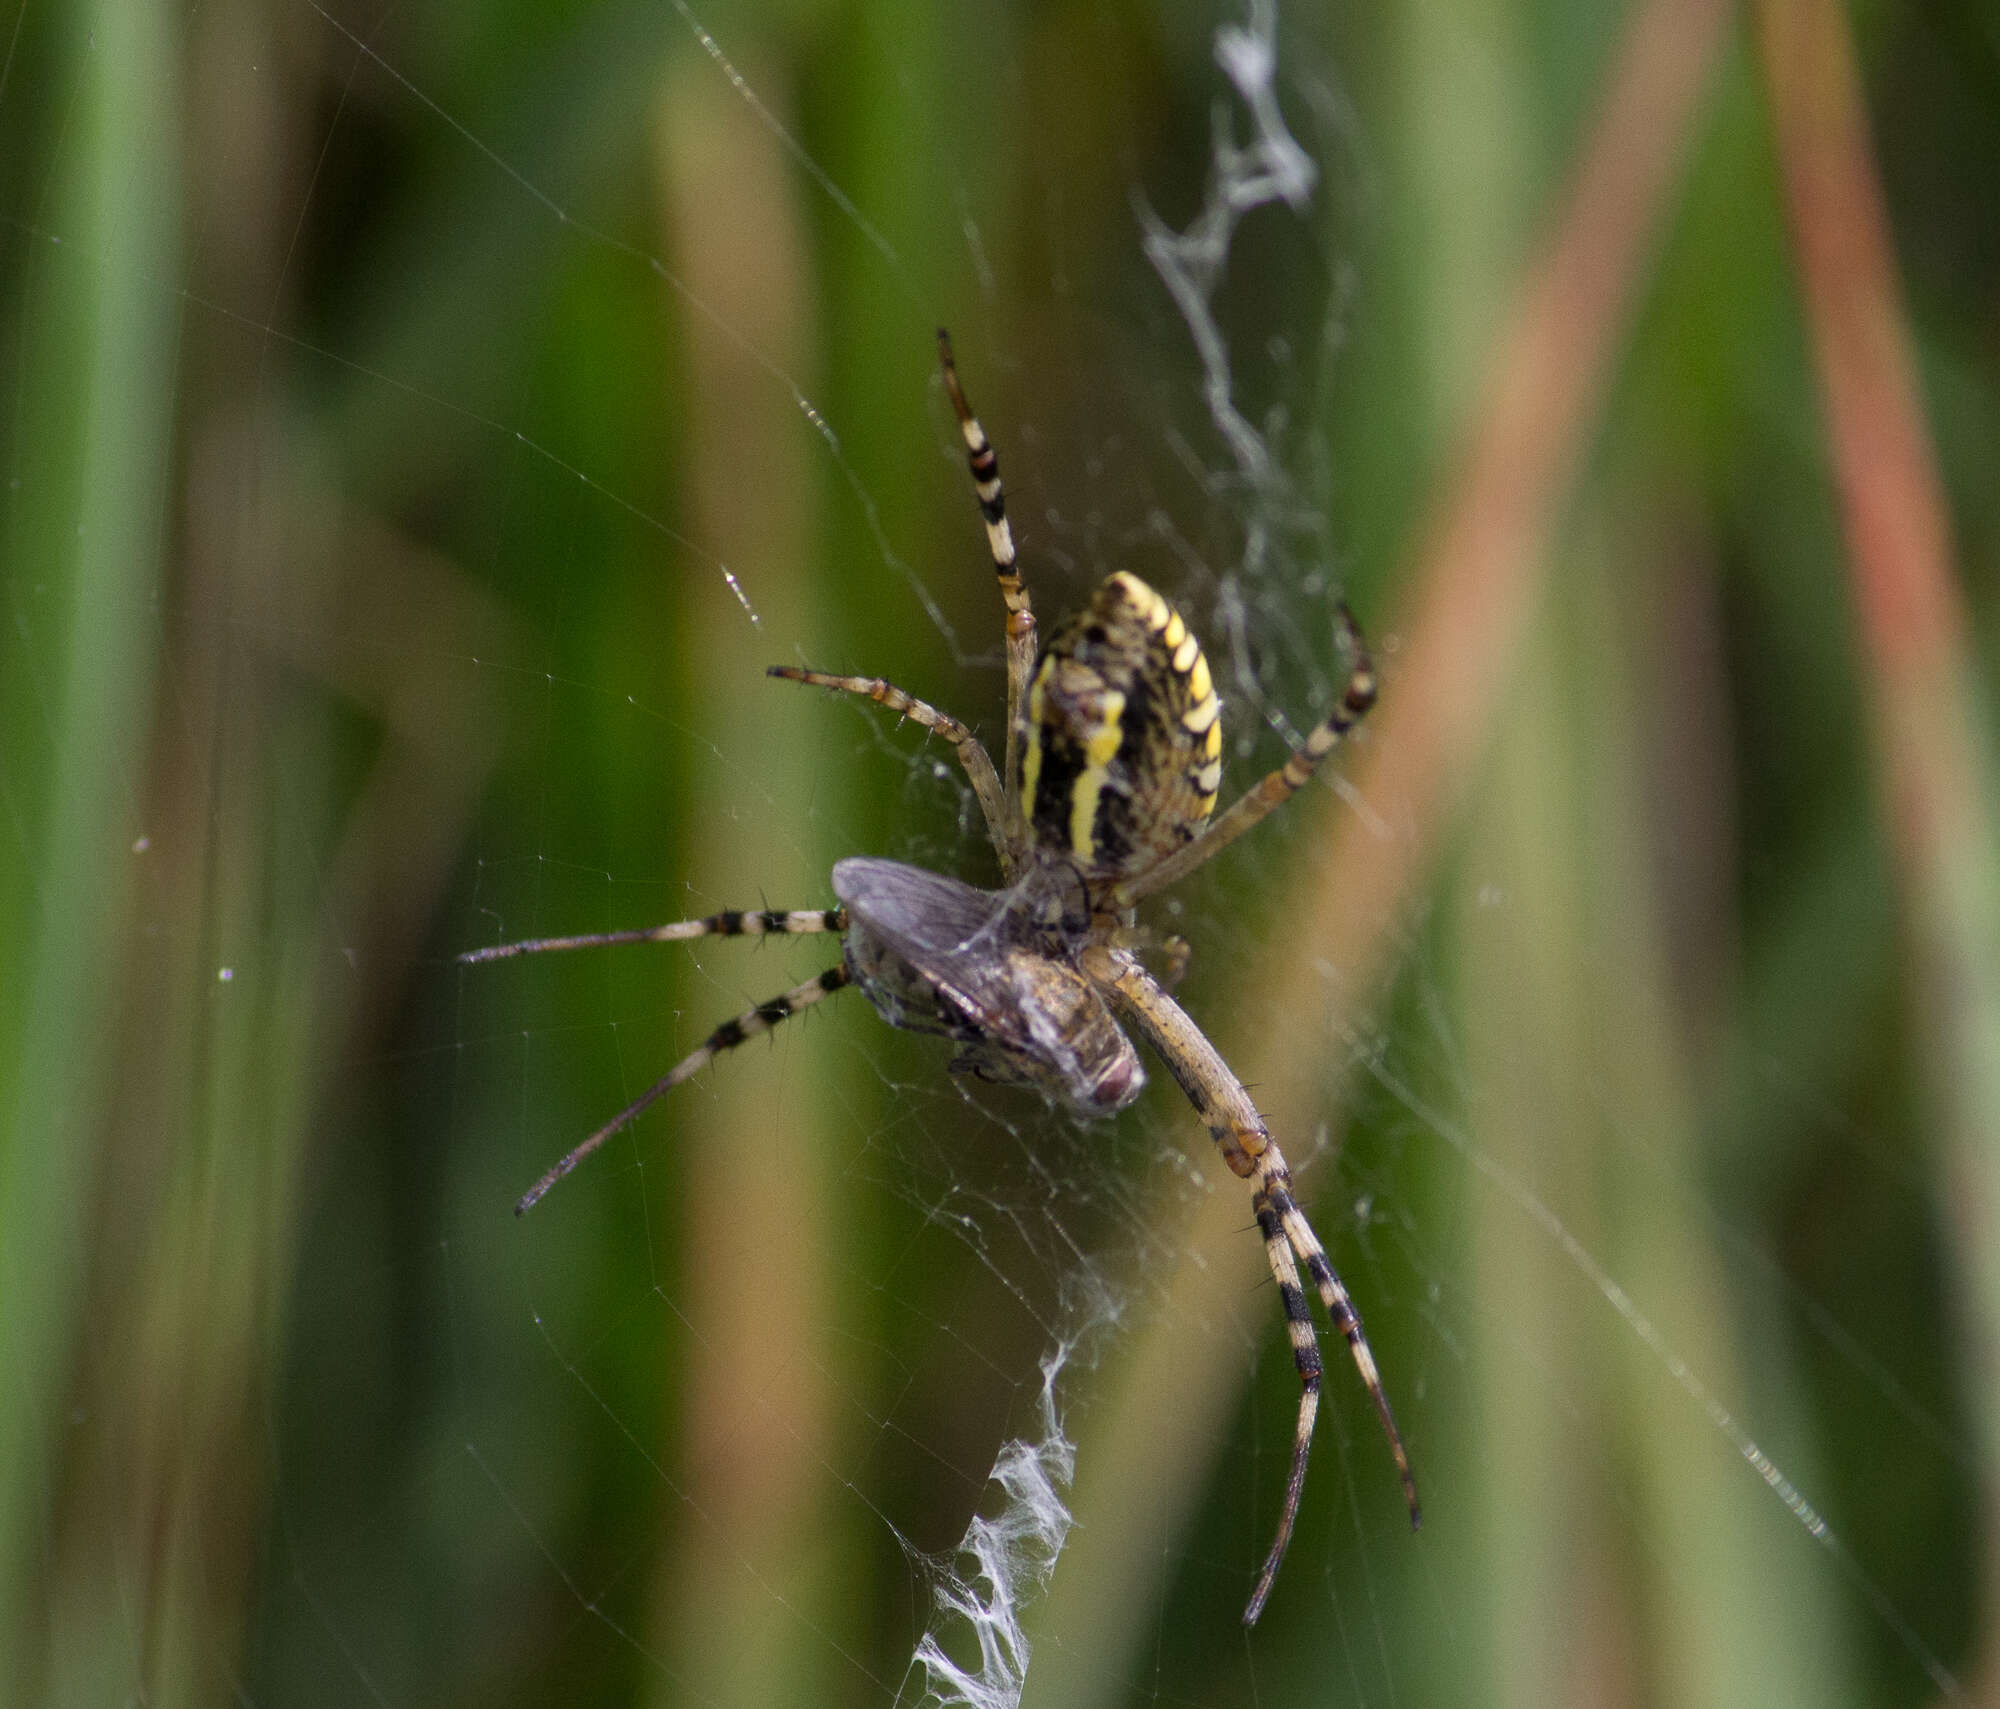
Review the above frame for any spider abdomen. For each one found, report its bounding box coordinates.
[1021,571,1222,883]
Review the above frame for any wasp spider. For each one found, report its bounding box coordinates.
[464,332,1416,1624]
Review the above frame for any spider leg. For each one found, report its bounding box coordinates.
[513,963,852,1214]
[768,666,1020,876]
[460,905,847,964]
[1087,946,1414,1623]
[1246,1180,1321,1627]
[936,329,1036,813]
[1266,1163,1421,1532]
[1108,604,1378,909]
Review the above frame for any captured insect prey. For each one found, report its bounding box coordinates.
[462,331,1415,1624]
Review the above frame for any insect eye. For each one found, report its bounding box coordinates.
[1089,1053,1143,1114]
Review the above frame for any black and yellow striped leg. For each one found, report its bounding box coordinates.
[1109,605,1379,909]
[460,905,847,965]
[937,329,1036,816]
[767,666,1021,876]
[1264,1156,1421,1529]
[513,964,852,1215]
[1088,945,1415,1623]
[1245,1184,1323,1627]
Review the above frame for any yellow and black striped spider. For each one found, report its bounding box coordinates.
[464,333,1416,1624]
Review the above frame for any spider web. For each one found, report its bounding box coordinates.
[0,0,1982,1706]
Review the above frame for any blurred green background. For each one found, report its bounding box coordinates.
[3,0,1997,1704]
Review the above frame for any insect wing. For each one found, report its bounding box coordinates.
[833,858,1021,960]
[832,857,1032,1038]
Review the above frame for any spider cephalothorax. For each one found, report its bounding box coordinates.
[464,332,1412,1625]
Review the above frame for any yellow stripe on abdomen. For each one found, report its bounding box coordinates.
[1066,687,1126,863]
[1020,660,1049,827]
